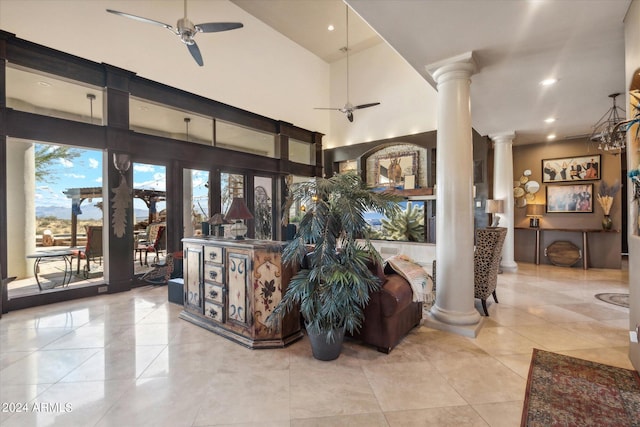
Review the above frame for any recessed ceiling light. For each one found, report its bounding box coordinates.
[37,81,52,87]
[540,78,557,86]
[327,24,335,31]
[544,117,556,123]
[547,134,556,140]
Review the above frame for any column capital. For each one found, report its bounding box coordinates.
[426,51,477,84]
[489,132,516,144]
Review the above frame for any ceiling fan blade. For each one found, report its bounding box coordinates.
[353,102,381,110]
[314,107,341,110]
[187,41,204,66]
[196,22,244,33]
[106,9,174,31]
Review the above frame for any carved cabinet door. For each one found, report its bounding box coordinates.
[184,245,203,313]
[226,250,250,326]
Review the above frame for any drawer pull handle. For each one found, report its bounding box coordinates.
[209,252,217,260]
[209,289,218,298]
[208,308,218,318]
[209,271,218,280]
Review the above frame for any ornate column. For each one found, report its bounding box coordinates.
[490,132,518,272]
[424,52,482,337]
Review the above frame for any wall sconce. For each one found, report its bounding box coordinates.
[485,199,504,227]
[224,197,254,240]
[526,204,545,228]
[113,153,131,174]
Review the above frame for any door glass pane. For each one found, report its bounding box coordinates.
[254,176,273,240]
[220,172,245,238]
[184,169,210,237]
[6,138,104,298]
[220,173,245,213]
[133,162,166,275]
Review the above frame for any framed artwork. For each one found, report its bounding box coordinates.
[375,152,417,186]
[546,184,593,213]
[338,159,357,174]
[542,154,600,183]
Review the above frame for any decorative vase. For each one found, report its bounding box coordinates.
[306,326,345,361]
[201,222,210,236]
[602,215,613,230]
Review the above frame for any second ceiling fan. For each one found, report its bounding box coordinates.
[315,5,380,123]
[106,0,243,67]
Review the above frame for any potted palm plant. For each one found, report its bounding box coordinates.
[268,172,400,360]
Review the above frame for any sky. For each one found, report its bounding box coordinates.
[35,144,170,220]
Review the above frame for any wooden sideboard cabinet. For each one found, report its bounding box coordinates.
[179,237,302,348]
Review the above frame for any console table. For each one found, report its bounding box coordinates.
[515,227,619,269]
[179,237,302,349]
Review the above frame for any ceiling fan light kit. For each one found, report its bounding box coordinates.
[106,0,243,66]
[314,5,380,123]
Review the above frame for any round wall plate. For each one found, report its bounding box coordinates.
[525,180,540,194]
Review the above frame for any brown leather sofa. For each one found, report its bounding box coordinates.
[351,263,423,353]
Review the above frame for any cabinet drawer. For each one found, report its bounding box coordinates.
[204,264,224,284]
[204,246,224,263]
[204,301,224,323]
[204,283,224,304]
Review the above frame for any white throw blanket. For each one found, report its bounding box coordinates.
[384,254,434,306]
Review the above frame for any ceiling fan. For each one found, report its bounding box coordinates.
[315,5,380,123]
[106,0,243,67]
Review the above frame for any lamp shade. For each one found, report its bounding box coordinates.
[526,204,545,217]
[224,198,254,221]
[485,199,504,214]
[208,213,225,225]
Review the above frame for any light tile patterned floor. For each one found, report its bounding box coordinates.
[0,262,632,426]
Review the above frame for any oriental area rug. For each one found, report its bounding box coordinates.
[521,349,640,427]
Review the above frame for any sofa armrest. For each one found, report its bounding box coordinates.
[379,274,413,317]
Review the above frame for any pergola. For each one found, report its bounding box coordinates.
[63,186,166,246]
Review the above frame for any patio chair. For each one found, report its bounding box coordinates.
[71,225,103,278]
[136,223,165,266]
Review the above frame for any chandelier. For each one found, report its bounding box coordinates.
[590,93,627,155]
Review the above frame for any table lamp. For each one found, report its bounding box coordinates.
[485,199,504,227]
[526,203,544,228]
[224,198,254,239]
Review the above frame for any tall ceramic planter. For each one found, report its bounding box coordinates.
[306,327,345,361]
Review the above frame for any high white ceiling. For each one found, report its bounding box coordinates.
[234,0,633,145]
[231,0,383,62]
[1,0,633,147]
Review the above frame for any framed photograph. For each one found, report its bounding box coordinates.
[546,184,594,213]
[542,155,600,183]
[375,152,417,186]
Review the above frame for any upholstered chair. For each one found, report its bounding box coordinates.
[431,226,506,316]
[474,227,507,316]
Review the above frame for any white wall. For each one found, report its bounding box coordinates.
[0,1,441,153]
[0,0,330,136]
[325,42,438,148]
[624,0,640,373]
